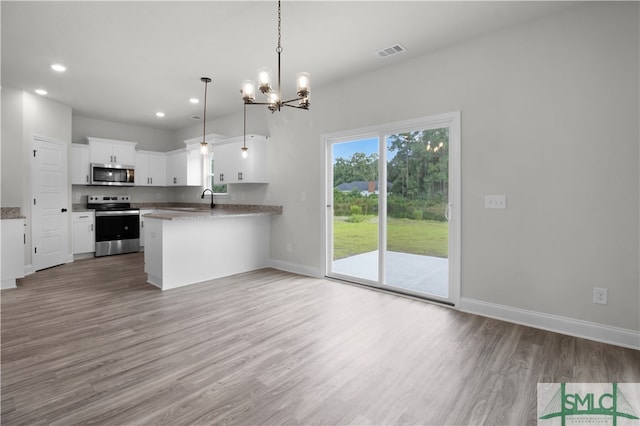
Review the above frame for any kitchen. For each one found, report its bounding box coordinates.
[69,133,282,288]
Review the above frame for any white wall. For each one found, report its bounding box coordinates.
[176,3,639,333]
[1,87,24,207]
[13,91,73,268]
[72,115,177,151]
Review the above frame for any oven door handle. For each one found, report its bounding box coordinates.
[95,210,140,216]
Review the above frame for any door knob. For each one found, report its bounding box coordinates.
[61,208,68,212]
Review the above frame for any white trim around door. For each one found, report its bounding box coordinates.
[322,112,461,306]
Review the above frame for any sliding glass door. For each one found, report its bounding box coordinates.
[326,113,460,305]
[330,137,380,284]
[384,129,450,299]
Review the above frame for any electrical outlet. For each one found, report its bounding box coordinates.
[593,287,608,305]
[485,194,507,209]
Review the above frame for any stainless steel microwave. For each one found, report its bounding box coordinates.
[90,163,135,186]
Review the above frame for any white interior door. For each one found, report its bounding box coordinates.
[31,136,69,271]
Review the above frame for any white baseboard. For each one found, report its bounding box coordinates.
[268,259,323,278]
[460,298,640,350]
[1,279,17,290]
[24,264,34,276]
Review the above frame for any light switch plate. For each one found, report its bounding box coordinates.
[485,194,507,209]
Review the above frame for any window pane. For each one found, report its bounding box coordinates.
[210,157,227,194]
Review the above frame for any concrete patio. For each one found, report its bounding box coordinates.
[332,250,448,298]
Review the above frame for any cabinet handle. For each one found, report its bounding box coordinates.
[220,173,224,182]
[86,175,89,183]
[173,177,177,184]
[90,224,93,231]
[238,172,243,181]
[150,177,153,184]
[79,215,89,218]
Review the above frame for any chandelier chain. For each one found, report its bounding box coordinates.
[276,1,282,53]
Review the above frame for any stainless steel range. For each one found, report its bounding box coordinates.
[88,195,140,257]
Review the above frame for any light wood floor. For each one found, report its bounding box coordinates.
[2,253,638,425]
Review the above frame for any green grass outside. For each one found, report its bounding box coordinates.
[333,216,448,260]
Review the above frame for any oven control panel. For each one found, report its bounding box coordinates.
[88,195,131,203]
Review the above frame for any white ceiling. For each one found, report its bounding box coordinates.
[2,1,580,131]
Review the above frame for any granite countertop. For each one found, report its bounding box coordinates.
[143,204,282,221]
[1,208,25,219]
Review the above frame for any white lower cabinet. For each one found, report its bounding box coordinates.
[139,209,153,248]
[72,212,95,255]
[1,219,25,289]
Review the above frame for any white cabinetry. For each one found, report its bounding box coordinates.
[1,219,25,289]
[72,211,95,255]
[165,144,202,186]
[88,137,137,165]
[135,151,166,186]
[214,134,268,184]
[71,144,90,185]
[139,209,153,248]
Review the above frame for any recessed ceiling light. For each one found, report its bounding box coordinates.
[35,89,48,96]
[50,63,66,72]
[189,98,199,104]
[156,112,165,118]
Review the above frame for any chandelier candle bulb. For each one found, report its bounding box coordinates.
[242,80,256,103]
[268,91,279,111]
[297,72,310,97]
[258,68,272,92]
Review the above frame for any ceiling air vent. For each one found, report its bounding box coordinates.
[375,43,407,59]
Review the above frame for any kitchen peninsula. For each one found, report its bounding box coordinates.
[143,205,282,290]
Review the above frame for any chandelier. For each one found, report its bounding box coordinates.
[240,0,310,157]
[200,77,212,155]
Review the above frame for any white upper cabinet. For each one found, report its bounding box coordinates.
[213,134,268,184]
[135,151,166,186]
[71,144,90,185]
[165,144,202,186]
[88,137,137,165]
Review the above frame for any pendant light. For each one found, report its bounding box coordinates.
[200,77,212,155]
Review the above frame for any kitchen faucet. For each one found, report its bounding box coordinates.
[201,188,215,209]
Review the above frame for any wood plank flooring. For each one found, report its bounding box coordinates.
[2,252,638,425]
